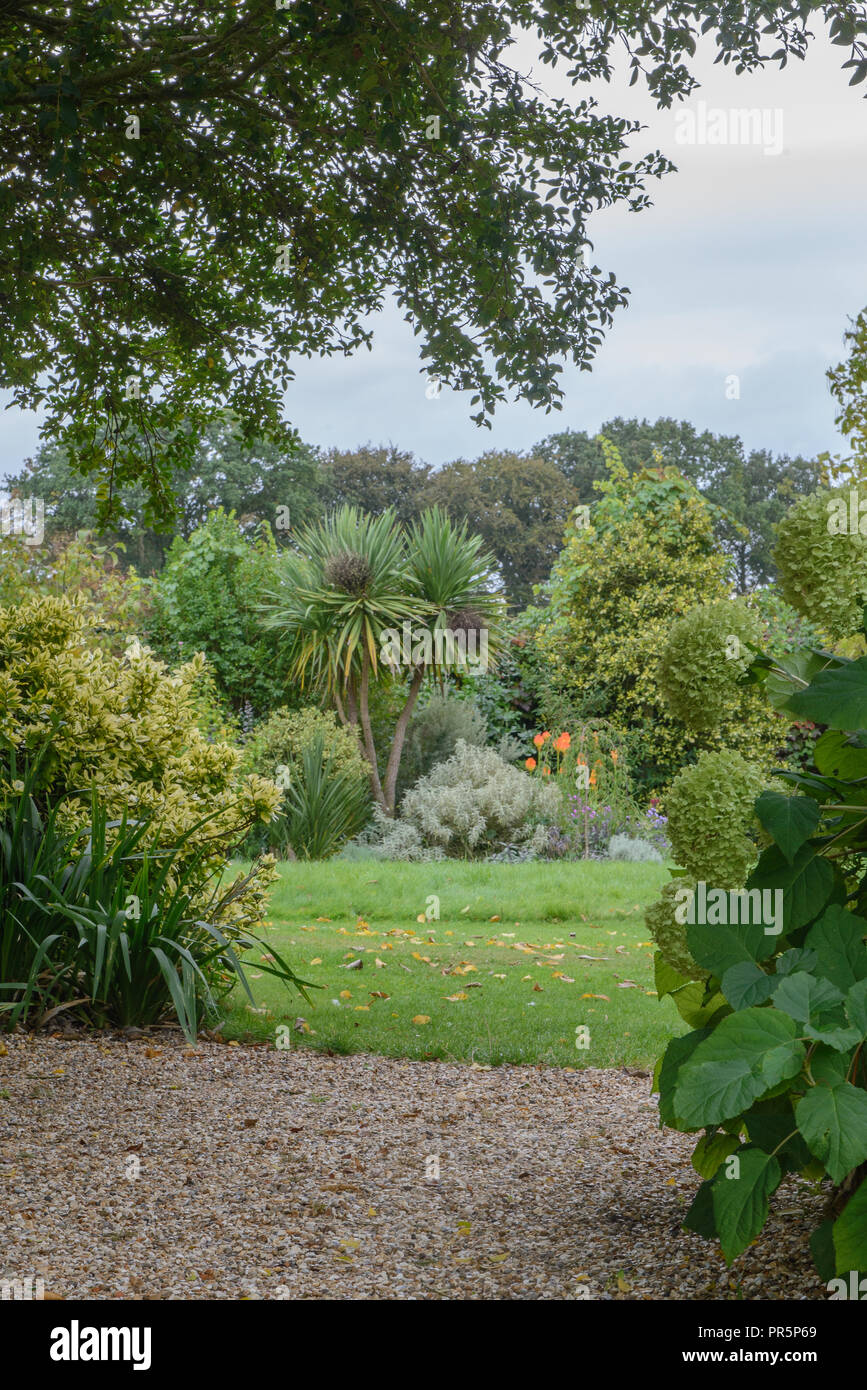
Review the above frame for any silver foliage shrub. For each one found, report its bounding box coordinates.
[606,833,663,863]
[370,739,560,859]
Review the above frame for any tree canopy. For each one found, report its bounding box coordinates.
[3,0,865,524]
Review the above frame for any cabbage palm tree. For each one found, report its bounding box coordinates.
[261,505,504,814]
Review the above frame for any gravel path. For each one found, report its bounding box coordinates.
[1,1034,828,1300]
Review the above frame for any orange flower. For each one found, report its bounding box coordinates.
[575,756,587,767]
[525,757,537,771]
[611,750,619,765]
[532,733,544,748]
[553,731,571,753]
[541,730,551,743]
[588,770,597,786]
[542,767,551,776]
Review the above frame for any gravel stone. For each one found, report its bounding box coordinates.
[0,1034,828,1300]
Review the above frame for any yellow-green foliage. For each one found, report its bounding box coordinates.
[0,594,279,932]
[645,878,708,981]
[774,487,867,641]
[665,749,767,886]
[0,533,148,655]
[658,598,764,733]
[242,706,370,785]
[537,442,781,787]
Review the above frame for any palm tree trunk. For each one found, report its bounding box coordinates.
[358,650,387,812]
[382,664,425,815]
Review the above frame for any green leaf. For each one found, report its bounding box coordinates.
[683,1180,716,1239]
[810,1219,836,1282]
[657,1028,711,1127]
[711,1147,782,1263]
[743,1099,812,1171]
[834,1178,867,1276]
[787,656,867,729]
[811,1045,851,1089]
[805,905,867,992]
[691,1131,741,1179]
[673,1008,805,1128]
[776,947,817,976]
[773,971,844,1023]
[747,843,834,933]
[654,950,690,1000]
[721,961,776,1010]
[803,1018,862,1052]
[754,791,820,864]
[688,912,778,977]
[796,1083,867,1184]
[671,981,728,1028]
[813,729,867,780]
[845,978,867,1036]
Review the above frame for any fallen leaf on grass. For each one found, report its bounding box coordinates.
[375,958,387,968]
[412,1015,431,1025]
[340,959,363,970]
[309,958,322,966]
[369,991,390,1000]
[580,993,609,1001]
[444,992,468,1001]
[617,981,637,989]
[316,916,332,922]
[339,989,352,1000]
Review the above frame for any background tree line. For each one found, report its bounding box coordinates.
[5,416,823,607]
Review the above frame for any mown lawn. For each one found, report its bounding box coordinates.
[222,860,686,1068]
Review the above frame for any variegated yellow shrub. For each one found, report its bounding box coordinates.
[0,593,280,933]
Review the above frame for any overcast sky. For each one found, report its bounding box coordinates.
[2,24,865,480]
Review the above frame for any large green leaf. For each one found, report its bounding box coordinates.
[797,1083,867,1184]
[845,978,867,1036]
[743,1099,812,1172]
[673,1008,805,1128]
[688,912,778,977]
[657,1028,711,1127]
[670,980,728,1028]
[711,1147,782,1263]
[787,656,867,729]
[691,1131,741,1179]
[773,972,844,1023]
[834,1177,867,1275]
[810,1219,836,1282]
[721,961,776,1010]
[683,1180,716,1239]
[814,729,867,780]
[805,906,867,992]
[747,843,834,933]
[654,951,691,1001]
[762,650,838,713]
[754,791,820,865]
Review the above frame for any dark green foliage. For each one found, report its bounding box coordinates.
[147,509,296,715]
[0,768,310,1039]
[275,734,372,861]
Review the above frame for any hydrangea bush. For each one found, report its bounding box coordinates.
[650,543,867,1280]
